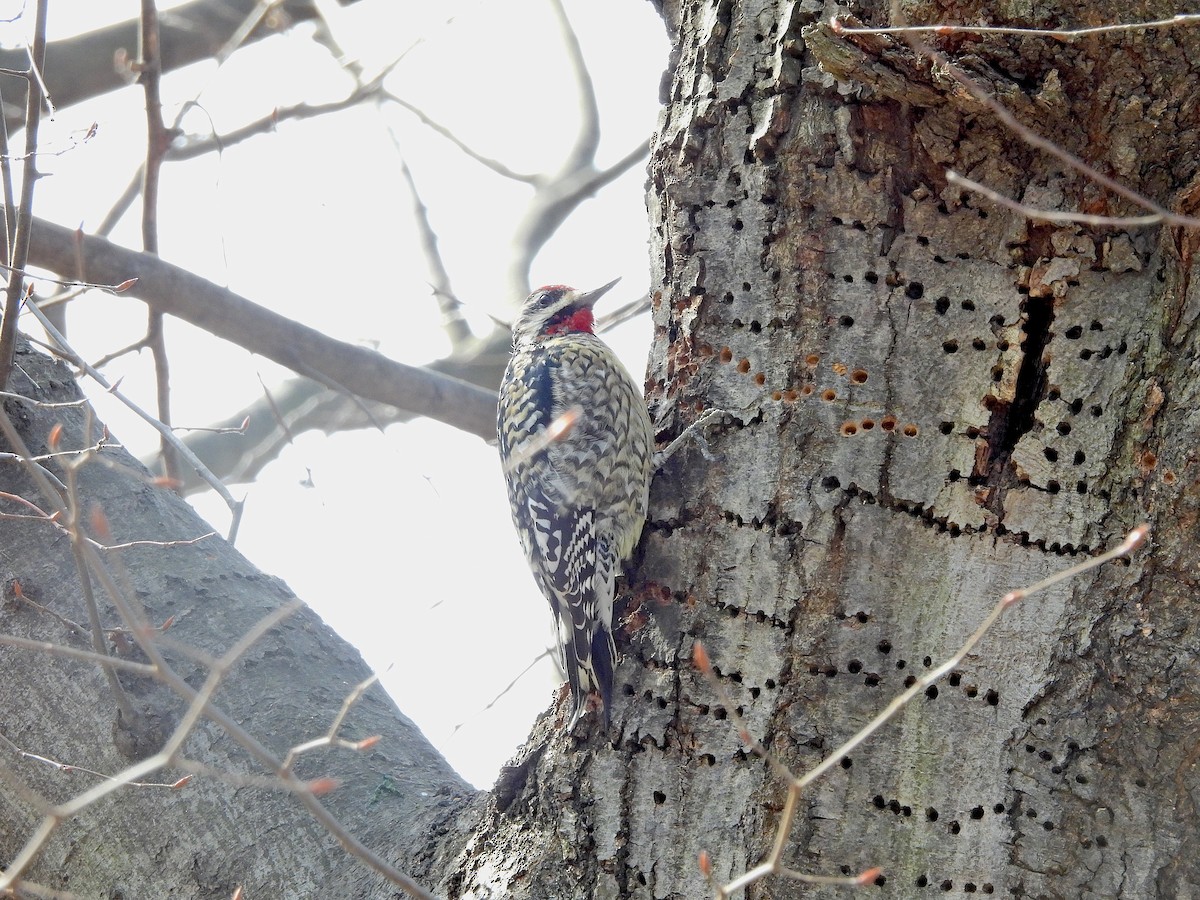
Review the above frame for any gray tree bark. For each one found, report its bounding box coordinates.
[0,338,481,897]
[4,0,1199,898]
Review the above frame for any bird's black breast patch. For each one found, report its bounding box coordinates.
[525,349,559,440]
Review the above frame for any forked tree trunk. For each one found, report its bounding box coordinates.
[3,1,1198,898]
[447,1,1200,897]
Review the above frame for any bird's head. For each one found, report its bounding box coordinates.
[511,278,620,347]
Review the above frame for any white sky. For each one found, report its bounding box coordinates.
[3,0,668,787]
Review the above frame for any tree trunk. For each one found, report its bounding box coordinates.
[446,1,1200,897]
[0,339,481,897]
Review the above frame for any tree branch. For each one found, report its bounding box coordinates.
[548,0,601,175]
[399,156,472,349]
[506,138,650,299]
[0,0,48,389]
[387,94,538,183]
[138,0,182,484]
[22,217,498,441]
[0,0,366,129]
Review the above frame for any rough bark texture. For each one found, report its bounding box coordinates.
[0,340,480,897]
[6,1,1200,897]
[444,0,1200,897]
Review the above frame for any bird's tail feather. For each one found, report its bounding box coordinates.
[563,624,616,730]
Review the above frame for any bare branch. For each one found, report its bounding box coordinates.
[138,0,182,485]
[387,93,538,183]
[98,34,392,239]
[547,138,650,222]
[170,79,388,161]
[506,138,650,299]
[22,298,246,541]
[22,216,498,441]
[398,156,472,348]
[0,0,49,389]
[0,0,369,130]
[547,0,601,173]
[834,12,1200,40]
[946,170,1195,228]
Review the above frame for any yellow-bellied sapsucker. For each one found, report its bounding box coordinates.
[498,280,653,729]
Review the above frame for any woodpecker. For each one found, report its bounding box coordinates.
[497,279,653,729]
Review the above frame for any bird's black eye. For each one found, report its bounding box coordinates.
[528,285,571,312]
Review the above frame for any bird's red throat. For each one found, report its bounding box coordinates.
[544,308,595,335]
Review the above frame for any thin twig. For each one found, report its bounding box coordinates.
[212,0,278,63]
[21,297,246,541]
[946,170,1183,228]
[0,731,183,787]
[170,419,249,436]
[21,35,54,117]
[0,260,136,293]
[0,601,301,891]
[834,12,1200,40]
[595,292,651,333]
[387,93,537,183]
[168,757,337,793]
[88,337,150,371]
[57,413,137,720]
[96,532,216,552]
[138,0,181,485]
[0,390,90,409]
[0,0,49,389]
[0,634,158,674]
[0,454,68,493]
[449,648,555,738]
[398,155,471,349]
[0,471,62,513]
[281,674,380,772]
[6,577,90,640]
[0,81,16,256]
[0,440,120,466]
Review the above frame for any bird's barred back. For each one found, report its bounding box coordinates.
[499,335,651,556]
[498,329,653,728]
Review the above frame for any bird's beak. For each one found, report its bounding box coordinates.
[576,278,621,309]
